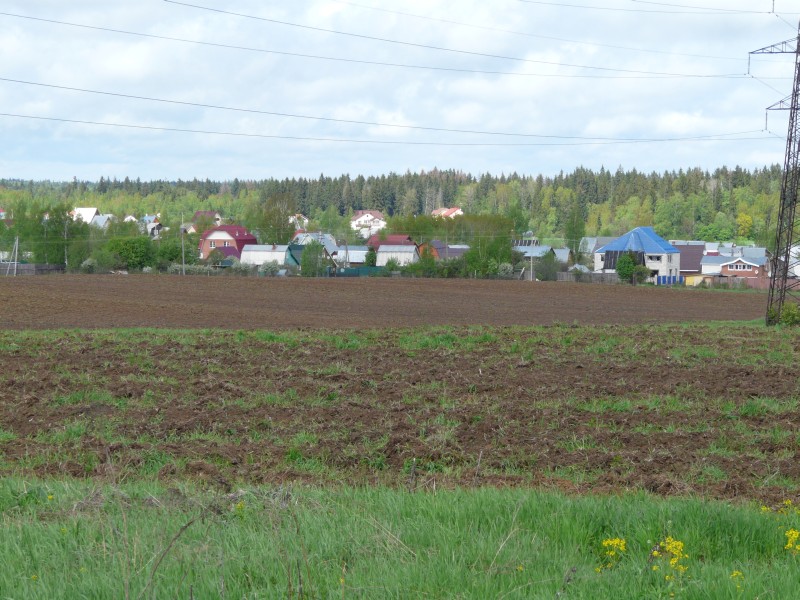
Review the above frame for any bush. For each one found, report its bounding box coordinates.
[780,302,800,326]
[142,266,153,274]
[228,260,254,276]
[80,258,97,274]
[497,262,514,279]
[259,261,281,276]
[615,252,637,283]
[167,263,215,276]
[632,265,651,284]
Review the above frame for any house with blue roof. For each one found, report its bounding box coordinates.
[594,227,681,284]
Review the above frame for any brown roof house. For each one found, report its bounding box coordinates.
[366,233,415,250]
[351,210,387,238]
[198,225,257,260]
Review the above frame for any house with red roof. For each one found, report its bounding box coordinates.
[198,225,258,260]
[431,207,463,219]
[366,233,415,250]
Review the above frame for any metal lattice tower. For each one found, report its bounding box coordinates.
[752,25,800,324]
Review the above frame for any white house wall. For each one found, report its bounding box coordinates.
[240,250,286,265]
[377,251,418,266]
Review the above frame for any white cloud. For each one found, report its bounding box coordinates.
[0,0,794,180]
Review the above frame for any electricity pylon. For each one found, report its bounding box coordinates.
[752,24,800,324]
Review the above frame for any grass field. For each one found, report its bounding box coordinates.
[2,319,800,598]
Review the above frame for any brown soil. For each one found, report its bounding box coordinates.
[0,274,766,329]
[2,275,795,504]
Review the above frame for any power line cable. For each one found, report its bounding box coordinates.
[161,1,746,77]
[630,0,787,14]
[517,0,794,15]
[0,76,772,141]
[0,11,748,80]
[0,112,774,146]
[330,0,744,62]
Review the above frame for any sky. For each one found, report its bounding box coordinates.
[1,0,799,182]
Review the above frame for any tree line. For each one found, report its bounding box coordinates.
[0,165,782,271]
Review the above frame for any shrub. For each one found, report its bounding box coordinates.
[615,252,637,283]
[633,265,651,284]
[780,302,800,326]
[259,261,281,276]
[80,258,97,274]
[228,260,254,276]
[497,262,514,279]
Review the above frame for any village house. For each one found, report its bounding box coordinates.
[198,225,257,260]
[376,245,419,267]
[431,207,463,219]
[292,231,340,258]
[289,214,309,230]
[594,227,681,283]
[71,207,100,224]
[366,233,415,250]
[350,210,387,238]
[336,245,370,267]
[672,243,706,285]
[417,240,469,261]
[240,244,299,268]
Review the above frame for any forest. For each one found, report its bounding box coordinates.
[0,165,782,272]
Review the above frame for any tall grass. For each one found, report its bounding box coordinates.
[1,479,798,599]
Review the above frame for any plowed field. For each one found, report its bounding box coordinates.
[0,275,767,329]
[1,277,798,503]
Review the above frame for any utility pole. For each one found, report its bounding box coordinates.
[751,23,800,324]
[181,213,186,275]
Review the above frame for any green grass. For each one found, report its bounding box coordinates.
[4,322,800,597]
[5,479,798,599]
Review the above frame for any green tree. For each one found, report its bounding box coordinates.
[534,252,558,281]
[563,200,585,265]
[245,192,296,244]
[633,265,651,284]
[300,241,326,277]
[365,246,377,267]
[615,251,637,284]
[106,237,155,270]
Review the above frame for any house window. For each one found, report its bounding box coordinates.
[209,241,216,248]
[223,241,231,247]
[647,255,662,262]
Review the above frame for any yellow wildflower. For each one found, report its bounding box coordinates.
[785,528,800,552]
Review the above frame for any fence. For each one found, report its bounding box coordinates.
[556,272,620,284]
[702,276,769,291]
[2,263,65,276]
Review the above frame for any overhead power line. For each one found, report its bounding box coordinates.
[0,76,774,141]
[0,11,749,80]
[161,1,745,78]
[0,112,775,147]
[330,0,743,62]
[630,0,786,13]
[517,0,796,15]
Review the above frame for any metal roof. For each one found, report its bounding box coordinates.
[596,227,678,255]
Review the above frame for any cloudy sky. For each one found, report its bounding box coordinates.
[1,0,798,181]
